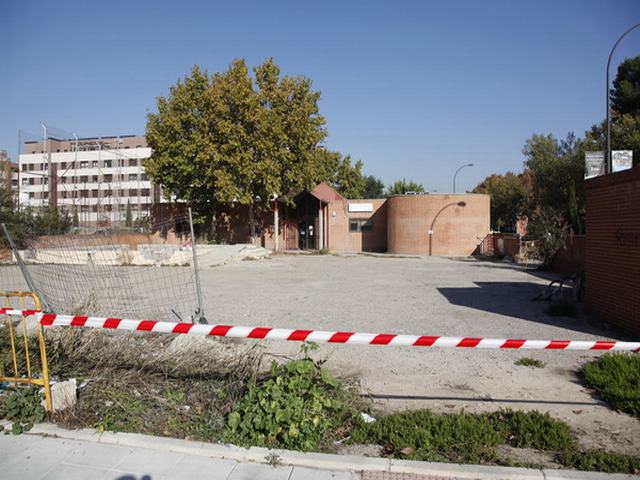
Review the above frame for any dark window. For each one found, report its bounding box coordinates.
[128,159,138,167]
[349,218,374,232]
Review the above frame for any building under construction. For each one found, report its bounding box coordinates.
[18,135,163,228]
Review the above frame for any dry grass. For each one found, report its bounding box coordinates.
[1,324,261,441]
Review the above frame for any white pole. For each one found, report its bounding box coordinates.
[274,200,279,253]
[40,123,47,210]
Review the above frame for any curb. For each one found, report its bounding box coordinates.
[27,424,638,480]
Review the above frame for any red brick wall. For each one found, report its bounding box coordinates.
[387,194,490,256]
[327,199,387,252]
[551,235,585,275]
[585,167,640,335]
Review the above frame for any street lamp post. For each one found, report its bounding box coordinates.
[606,22,640,173]
[428,201,466,256]
[453,163,474,193]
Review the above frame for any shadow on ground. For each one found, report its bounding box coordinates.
[437,281,615,338]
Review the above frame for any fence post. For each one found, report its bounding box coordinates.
[1,223,52,312]
[188,208,205,324]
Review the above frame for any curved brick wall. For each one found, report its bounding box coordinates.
[386,194,490,256]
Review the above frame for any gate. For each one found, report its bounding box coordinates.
[0,292,53,412]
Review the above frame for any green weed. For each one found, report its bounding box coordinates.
[0,387,46,434]
[514,358,545,368]
[225,357,362,451]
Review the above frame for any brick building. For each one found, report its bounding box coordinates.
[157,183,490,257]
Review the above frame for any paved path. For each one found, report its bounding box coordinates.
[0,433,359,480]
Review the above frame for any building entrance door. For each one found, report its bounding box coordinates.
[298,220,315,250]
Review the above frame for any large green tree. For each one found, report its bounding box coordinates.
[611,56,640,116]
[145,66,218,235]
[315,149,366,198]
[472,172,528,230]
[146,59,329,239]
[386,178,425,196]
[523,132,585,233]
[362,175,385,198]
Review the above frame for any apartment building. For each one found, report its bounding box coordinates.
[18,135,162,228]
[0,150,19,194]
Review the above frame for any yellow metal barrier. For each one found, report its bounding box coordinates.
[0,292,53,412]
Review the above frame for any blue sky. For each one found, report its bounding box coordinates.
[1,0,638,193]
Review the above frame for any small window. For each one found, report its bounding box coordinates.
[128,159,138,167]
[80,161,89,168]
[349,218,374,232]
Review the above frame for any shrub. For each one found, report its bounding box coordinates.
[581,353,640,418]
[486,410,574,451]
[225,357,361,451]
[351,409,574,464]
[558,449,640,474]
[351,409,501,463]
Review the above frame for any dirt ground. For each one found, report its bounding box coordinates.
[198,254,640,455]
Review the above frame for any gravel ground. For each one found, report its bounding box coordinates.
[198,254,640,456]
[3,253,639,455]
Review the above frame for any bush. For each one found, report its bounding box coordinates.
[350,408,574,464]
[225,357,361,451]
[527,208,568,267]
[581,353,640,418]
[558,449,640,474]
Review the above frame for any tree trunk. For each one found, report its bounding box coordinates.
[248,204,256,243]
[207,205,217,242]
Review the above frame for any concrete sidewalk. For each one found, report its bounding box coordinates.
[1,425,637,480]
[0,433,357,480]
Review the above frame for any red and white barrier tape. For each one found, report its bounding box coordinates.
[1,309,639,351]
[0,308,41,316]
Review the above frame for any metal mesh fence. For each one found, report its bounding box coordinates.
[0,249,28,292]
[1,214,201,322]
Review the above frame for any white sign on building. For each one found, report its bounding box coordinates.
[612,150,633,173]
[585,151,605,179]
[348,203,374,213]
